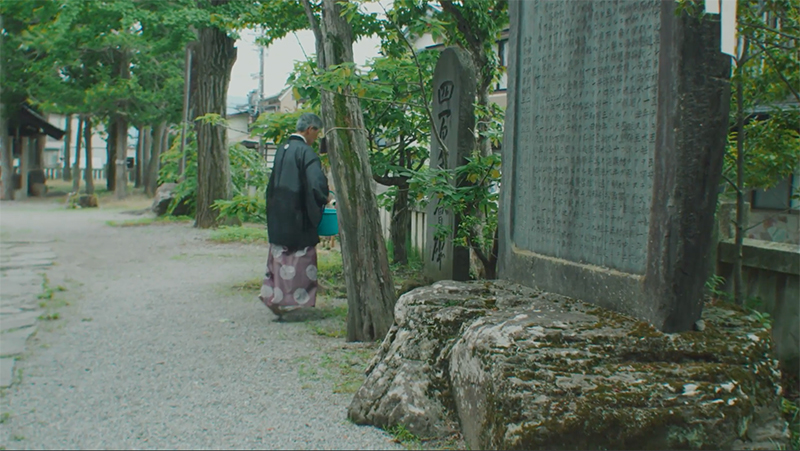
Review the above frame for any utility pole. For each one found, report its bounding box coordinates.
[257,40,266,158]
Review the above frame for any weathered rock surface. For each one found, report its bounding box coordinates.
[348,281,789,450]
[151,183,178,216]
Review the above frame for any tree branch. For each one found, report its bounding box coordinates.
[373,174,407,186]
[743,207,798,232]
[751,40,800,105]
[467,233,491,270]
[377,2,451,165]
[318,87,426,109]
[300,0,324,71]
[721,173,743,195]
[741,21,800,41]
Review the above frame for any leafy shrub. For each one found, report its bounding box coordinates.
[158,133,271,223]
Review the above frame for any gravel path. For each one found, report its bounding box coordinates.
[0,200,402,450]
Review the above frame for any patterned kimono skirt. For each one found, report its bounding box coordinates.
[259,244,318,310]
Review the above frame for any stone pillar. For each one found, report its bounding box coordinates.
[498,0,732,332]
[424,47,476,282]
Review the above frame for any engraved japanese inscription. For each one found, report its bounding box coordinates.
[511,0,660,274]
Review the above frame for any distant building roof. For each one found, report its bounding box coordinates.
[8,104,66,139]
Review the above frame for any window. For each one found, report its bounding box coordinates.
[496,39,508,91]
[751,174,799,211]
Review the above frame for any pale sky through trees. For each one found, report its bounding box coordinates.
[227,1,390,108]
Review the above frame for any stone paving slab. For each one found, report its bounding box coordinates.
[0,357,15,388]
[0,326,37,357]
[0,242,54,389]
[0,261,55,271]
[1,247,56,256]
[0,311,40,332]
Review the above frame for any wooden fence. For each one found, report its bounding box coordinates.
[43,168,123,181]
[378,207,428,257]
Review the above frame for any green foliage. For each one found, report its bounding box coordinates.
[725,109,800,191]
[159,132,198,216]
[213,194,266,224]
[705,274,729,300]
[252,108,316,146]
[159,133,269,223]
[722,0,800,193]
[411,152,502,255]
[781,397,800,451]
[387,424,421,448]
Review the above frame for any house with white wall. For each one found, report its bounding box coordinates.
[43,114,136,176]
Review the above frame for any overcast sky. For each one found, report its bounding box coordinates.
[227,2,390,108]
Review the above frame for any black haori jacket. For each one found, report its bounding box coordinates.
[266,135,329,250]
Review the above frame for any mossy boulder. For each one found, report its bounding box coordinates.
[348,280,789,450]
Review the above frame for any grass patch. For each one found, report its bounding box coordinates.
[37,274,67,301]
[232,277,262,292]
[0,412,11,424]
[320,345,376,394]
[783,397,799,450]
[106,215,192,227]
[318,250,346,298]
[388,424,422,449]
[305,298,347,338]
[208,226,268,244]
[37,274,72,322]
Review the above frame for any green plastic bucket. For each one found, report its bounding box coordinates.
[318,208,338,236]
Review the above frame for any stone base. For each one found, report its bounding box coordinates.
[348,281,789,450]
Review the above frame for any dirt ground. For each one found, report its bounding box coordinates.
[0,193,401,450]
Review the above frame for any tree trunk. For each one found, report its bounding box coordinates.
[303,0,397,342]
[62,115,72,181]
[115,114,128,198]
[194,2,236,228]
[476,73,493,157]
[84,117,94,195]
[180,44,193,176]
[146,122,166,197]
[390,183,411,264]
[0,14,11,202]
[141,125,152,191]
[114,49,130,199]
[72,115,83,193]
[134,125,143,188]
[0,134,11,201]
[0,14,9,201]
[0,127,12,201]
[734,60,745,306]
[106,119,116,191]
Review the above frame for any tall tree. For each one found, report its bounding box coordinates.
[385,0,508,278]
[72,115,83,193]
[84,116,94,194]
[721,0,800,305]
[146,122,166,197]
[113,46,132,199]
[282,52,435,264]
[389,0,508,158]
[302,0,396,342]
[193,0,237,228]
[62,115,72,181]
[1,12,11,201]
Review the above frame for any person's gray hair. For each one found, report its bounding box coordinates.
[296,113,323,132]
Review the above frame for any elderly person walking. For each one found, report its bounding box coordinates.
[260,113,330,319]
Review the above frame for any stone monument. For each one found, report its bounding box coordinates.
[498,0,731,332]
[425,47,475,282]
